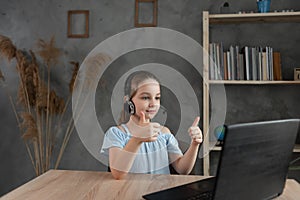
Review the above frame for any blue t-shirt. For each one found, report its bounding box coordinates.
[100,124,183,174]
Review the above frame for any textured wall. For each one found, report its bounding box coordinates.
[1,0,300,196]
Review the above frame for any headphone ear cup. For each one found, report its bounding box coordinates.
[128,100,135,115]
[124,100,135,115]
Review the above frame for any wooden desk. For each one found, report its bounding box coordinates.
[1,170,300,200]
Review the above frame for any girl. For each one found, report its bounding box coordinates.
[101,71,202,179]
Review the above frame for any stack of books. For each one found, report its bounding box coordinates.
[209,43,282,81]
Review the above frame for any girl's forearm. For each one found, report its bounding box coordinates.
[173,143,200,175]
[109,138,142,179]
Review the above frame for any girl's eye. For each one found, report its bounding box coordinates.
[141,96,150,100]
[155,97,161,100]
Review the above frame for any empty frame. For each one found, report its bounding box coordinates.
[68,10,89,38]
[135,0,157,27]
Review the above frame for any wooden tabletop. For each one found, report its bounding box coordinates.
[1,170,300,200]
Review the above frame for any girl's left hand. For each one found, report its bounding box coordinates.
[188,116,203,145]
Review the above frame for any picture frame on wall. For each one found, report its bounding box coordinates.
[67,10,89,38]
[135,0,157,27]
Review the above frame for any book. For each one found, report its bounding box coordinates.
[239,53,245,80]
[219,43,225,80]
[262,51,268,80]
[227,51,231,80]
[242,46,250,80]
[273,52,282,80]
[235,46,241,80]
[230,45,236,80]
[251,47,257,80]
[209,43,214,80]
[269,47,274,80]
[216,43,221,80]
[258,47,263,80]
[223,52,228,80]
[248,47,253,80]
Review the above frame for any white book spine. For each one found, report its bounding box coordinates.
[245,46,250,80]
[209,43,214,80]
[227,51,231,80]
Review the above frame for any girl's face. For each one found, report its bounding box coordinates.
[131,79,160,121]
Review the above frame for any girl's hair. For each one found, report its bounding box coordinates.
[118,71,160,124]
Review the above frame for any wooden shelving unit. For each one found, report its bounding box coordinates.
[202,11,300,176]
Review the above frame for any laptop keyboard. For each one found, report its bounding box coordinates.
[187,191,213,200]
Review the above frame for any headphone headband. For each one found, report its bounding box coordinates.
[124,71,160,98]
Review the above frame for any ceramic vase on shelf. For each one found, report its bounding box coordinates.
[257,0,271,13]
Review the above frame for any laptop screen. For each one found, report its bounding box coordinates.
[214,119,300,200]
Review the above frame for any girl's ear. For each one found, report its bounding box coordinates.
[124,95,129,103]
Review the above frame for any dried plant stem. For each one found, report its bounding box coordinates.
[56,96,71,132]
[46,114,53,170]
[7,95,20,124]
[35,107,45,173]
[15,55,31,114]
[13,98,39,175]
[19,74,31,113]
[52,96,71,154]
[10,95,37,174]
[54,77,83,169]
[25,142,38,175]
[41,111,46,172]
[45,67,51,170]
[49,116,58,166]
[54,116,73,169]
[54,94,89,169]
[6,90,37,174]
[32,139,40,175]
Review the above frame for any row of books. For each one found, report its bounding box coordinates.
[209,43,282,81]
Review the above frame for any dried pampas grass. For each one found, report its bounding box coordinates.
[19,112,41,175]
[69,61,79,94]
[0,68,5,82]
[49,90,65,115]
[36,36,62,66]
[20,112,38,140]
[15,50,40,108]
[0,35,79,176]
[0,35,16,61]
[35,81,48,111]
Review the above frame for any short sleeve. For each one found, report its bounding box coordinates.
[166,133,183,156]
[100,127,128,156]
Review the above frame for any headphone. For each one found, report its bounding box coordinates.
[124,98,135,115]
[124,72,137,115]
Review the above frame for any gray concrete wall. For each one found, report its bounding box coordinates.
[1,0,300,196]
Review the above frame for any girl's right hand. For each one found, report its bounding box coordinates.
[129,111,161,142]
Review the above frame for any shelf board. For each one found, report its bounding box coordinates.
[294,144,300,153]
[208,80,300,85]
[212,144,300,153]
[208,12,300,24]
[212,146,222,151]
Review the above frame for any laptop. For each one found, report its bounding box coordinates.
[142,119,300,200]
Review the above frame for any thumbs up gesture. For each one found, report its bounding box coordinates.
[128,111,161,142]
[188,117,203,144]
